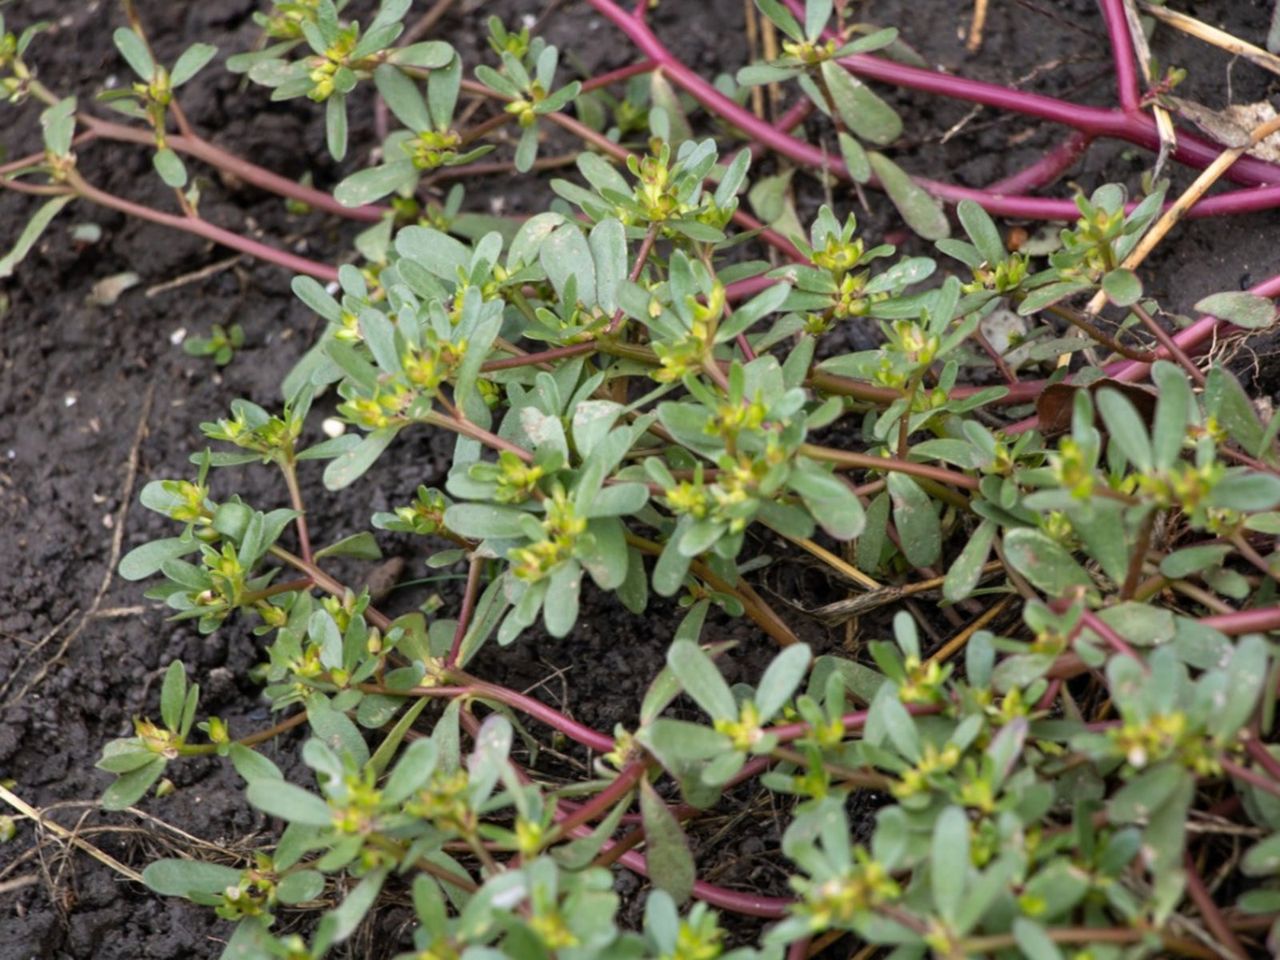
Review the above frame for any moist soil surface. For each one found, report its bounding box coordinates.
[1,1,1277,957]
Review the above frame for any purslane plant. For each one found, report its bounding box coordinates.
[5,1,1280,958]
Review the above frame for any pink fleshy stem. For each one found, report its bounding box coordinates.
[1198,604,1280,636]
[496,729,794,919]
[1078,609,1146,666]
[68,172,341,281]
[580,58,659,93]
[986,131,1093,195]
[769,702,942,743]
[585,0,1280,227]
[611,846,793,917]
[402,681,617,753]
[814,12,1280,190]
[78,114,388,223]
[1108,271,1280,383]
[746,98,813,161]
[1098,0,1142,112]
[838,54,1280,190]
[986,268,1280,435]
[466,680,617,753]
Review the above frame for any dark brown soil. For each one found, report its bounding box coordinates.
[0,1,1276,957]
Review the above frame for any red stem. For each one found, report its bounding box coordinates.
[1246,738,1280,784]
[79,115,387,223]
[769,703,941,743]
[580,58,658,93]
[1222,756,1280,800]
[1079,609,1146,666]
[444,555,484,668]
[68,173,339,281]
[551,760,647,838]
[467,680,616,753]
[987,131,1093,194]
[1098,0,1142,112]
[588,0,1280,227]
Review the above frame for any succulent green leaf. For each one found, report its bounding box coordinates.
[886,473,941,567]
[1195,291,1277,330]
[755,643,811,722]
[667,639,737,722]
[943,519,995,602]
[171,43,218,87]
[388,40,454,69]
[0,195,74,279]
[101,757,166,810]
[112,27,154,79]
[323,427,399,491]
[818,60,902,145]
[868,151,949,240]
[754,0,804,40]
[639,779,696,905]
[325,93,348,160]
[789,458,866,539]
[1096,387,1153,472]
[1001,528,1094,597]
[143,858,243,899]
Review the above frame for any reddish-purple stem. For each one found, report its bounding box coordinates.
[1222,756,1280,800]
[587,0,1280,227]
[987,131,1092,194]
[1098,0,1142,112]
[70,174,340,281]
[445,555,484,668]
[1079,609,1146,666]
[467,680,616,753]
[1246,738,1280,783]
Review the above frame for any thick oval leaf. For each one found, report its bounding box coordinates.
[956,199,1005,267]
[887,472,940,567]
[171,43,219,87]
[323,427,399,491]
[335,160,416,207]
[943,519,995,601]
[1013,918,1065,960]
[277,869,326,905]
[818,60,902,145]
[144,858,242,898]
[396,225,470,280]
[119,537,198,581]
[101,757,166,810]
[667,639,736,722]
[153,147,188,188]
[838,131,871,183]
[1101,267,1142,307]
[640,779,695,905]
[868,151,949,240]
[931,806,969,924]
[0,195,75,279]
[789,459,866,539]
[543,559,582,638]
[113,27,154,79]
[442,503,528,539]
[1196,290,1277,330]
[755,644,811,722]
[1001,528,1094,597]
[388,40,454,69]
[246,780,333,827]
[1096,387,1153,471]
